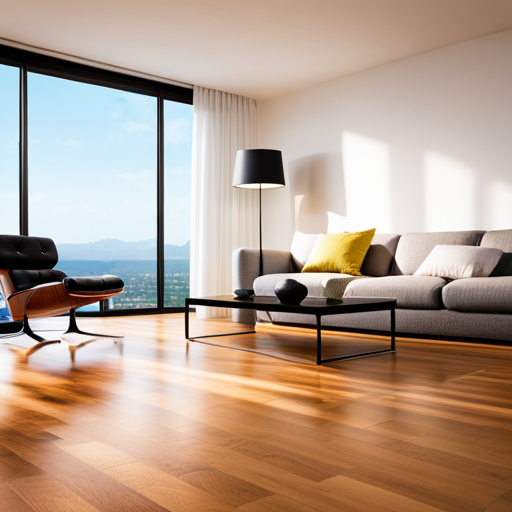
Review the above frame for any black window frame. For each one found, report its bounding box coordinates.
[0,44,193,316]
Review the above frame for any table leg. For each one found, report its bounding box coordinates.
[185,301,189,340]
[316,315,322,365]
[185,301,256,342]
[319,306,397,364]
[391,307,396,352]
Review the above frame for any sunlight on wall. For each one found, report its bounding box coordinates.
[327,212,372,233]
[341,132,391,233]
[423,152,477,231]
[294,194,304,230]
[488,180,512,229]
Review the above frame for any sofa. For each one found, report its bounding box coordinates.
[232,229,512,343]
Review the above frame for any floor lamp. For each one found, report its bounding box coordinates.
[233,149,285,276]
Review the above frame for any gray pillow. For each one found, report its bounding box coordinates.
[489,253,512,277]
[361,234,400,277]
[414,245,503,279]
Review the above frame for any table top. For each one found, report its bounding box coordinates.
[186,295,396,316]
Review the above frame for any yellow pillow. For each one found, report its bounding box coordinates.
[301,229,376,275]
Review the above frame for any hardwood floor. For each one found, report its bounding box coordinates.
[1,313,511,511]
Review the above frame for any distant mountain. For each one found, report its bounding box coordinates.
[58,239,190,260]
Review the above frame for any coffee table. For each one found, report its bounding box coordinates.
[185,295,396,365]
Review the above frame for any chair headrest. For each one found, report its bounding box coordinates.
[0,235,58,270]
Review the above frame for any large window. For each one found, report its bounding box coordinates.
[28,74,159,310]
[0,45,193,313]
[0,63,20,322]
[0,63,20,235]
[164,100,193,307]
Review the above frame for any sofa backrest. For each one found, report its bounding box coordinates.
[480,229,512,252]
[361,234,401,277]
[392,230,485,275]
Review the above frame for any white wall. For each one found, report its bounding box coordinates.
[257,29,512,251]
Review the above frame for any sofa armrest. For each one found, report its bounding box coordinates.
[232,248,293,325]
[232,248,293,291]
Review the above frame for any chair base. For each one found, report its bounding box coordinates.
[63,309,124,340]
[1,309,124,358]
[0,316,60,357]
[62,309,124,362]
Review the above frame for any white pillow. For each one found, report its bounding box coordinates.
[290,232,321,270]
[414,245,503,279]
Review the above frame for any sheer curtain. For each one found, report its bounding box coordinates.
[190,86,258,318]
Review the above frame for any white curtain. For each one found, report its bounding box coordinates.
[190,86,258,318]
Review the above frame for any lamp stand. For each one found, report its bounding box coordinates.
[259,184,263,277]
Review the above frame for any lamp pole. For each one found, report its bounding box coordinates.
[232,148,285,281]
[259,184,263,276]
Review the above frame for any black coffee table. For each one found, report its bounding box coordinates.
[185,295,396,365]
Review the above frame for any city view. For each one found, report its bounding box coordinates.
[58,259,190,309]
[57,238,190,309]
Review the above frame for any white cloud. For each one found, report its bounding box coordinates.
[64,139,82,147]
[28,192,45,206]
[165,117,191,144]
[123,121,151,133]
[116,169,155,185]
[52,205,70,214]
[167,166,186,177]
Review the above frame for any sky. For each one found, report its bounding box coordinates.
[0,64,20,236]
[0,63,193,247]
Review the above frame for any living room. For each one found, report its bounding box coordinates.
[1,2,512,511]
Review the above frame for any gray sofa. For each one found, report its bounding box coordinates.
[232,229,512,342]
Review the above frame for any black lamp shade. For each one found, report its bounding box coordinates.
[233,149,285,189]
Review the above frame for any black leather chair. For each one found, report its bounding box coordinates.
[0,234,124,356]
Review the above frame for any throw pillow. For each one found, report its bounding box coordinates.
[489,253,512,277]
[290,232,322,271]
[414,245,503,279]
[301,229,376,276]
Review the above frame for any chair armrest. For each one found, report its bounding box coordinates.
[232,248,293,290]
[6,282,63,321]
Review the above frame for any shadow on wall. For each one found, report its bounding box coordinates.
[288,153,346,234]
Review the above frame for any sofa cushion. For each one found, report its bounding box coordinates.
[9,269,67,293]
[63,275,124,294]
[361,234,401,277]
[442,277,512,313]
[480,229,512,252]
[344,275,447,309]
[392,231,485,275]
[414,245,503,279]
[254,272,367,300]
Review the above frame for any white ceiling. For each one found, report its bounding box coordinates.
[2,0,512,101]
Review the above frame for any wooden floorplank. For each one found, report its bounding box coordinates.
[0,313,511,512]
[0,429,170,512]
[162,436,369,512]
[0,482,36,512]
[317,475,444,512]
[238,494,321,512]
[7,474,102,512]
[61,437,273,507]
[485,489,512,512]
[104,461,238,512]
